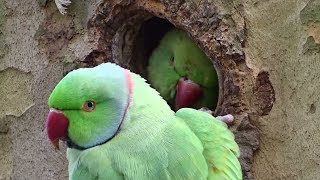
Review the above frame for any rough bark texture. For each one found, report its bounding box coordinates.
[0,0,319,180]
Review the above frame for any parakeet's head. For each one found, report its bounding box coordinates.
[148,28,218,110]
[46,63,132,150]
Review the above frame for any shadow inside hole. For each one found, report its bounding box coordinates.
[142,17,174,61]
[130,17,174,78]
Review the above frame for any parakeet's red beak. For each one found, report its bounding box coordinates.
[175,78,203,110]
[46,108,69,150]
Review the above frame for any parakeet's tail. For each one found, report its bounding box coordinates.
[176,108,242,180]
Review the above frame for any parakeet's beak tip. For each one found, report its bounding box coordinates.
[51,139,60,150]
[46,108,69,151]
[175,78,203,110]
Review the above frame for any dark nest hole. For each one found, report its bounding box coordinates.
[130,17,174,78]
[111,16,219,111]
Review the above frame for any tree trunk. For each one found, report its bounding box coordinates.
[0,0,318,179]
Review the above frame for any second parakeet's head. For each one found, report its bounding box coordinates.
[147,28,219,110]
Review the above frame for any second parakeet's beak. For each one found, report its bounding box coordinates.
[175,77,203,110]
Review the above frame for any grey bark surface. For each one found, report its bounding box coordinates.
[0,0,319,179]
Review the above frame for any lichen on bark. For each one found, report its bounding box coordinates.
[0,0,9,61]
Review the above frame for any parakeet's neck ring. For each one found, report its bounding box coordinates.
[113,69,134,135]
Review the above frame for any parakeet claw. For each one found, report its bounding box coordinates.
[215,114,234,124]
[198,107,213,114]
[54,0,71,15]
[199,107,234,124]
[198,108,234,124]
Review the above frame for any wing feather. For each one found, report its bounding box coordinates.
[176,108,242,180]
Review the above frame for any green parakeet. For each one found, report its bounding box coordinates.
[46,63,242,180]
[147,28,219,110]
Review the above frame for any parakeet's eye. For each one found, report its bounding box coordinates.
[170,57,175,66]
[82,100,96,112]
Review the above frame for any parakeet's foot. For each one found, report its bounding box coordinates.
[198,108,234,124]
[198,107,213,114]
[215,114,234,124]
[55,0,71,15]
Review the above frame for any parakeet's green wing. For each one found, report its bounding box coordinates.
[176,108,242,180]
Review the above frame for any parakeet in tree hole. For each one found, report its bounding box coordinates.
[46,63,242,180]
[148,28,219,111]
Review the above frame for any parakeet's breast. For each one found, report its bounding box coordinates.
[67,115,208,180]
